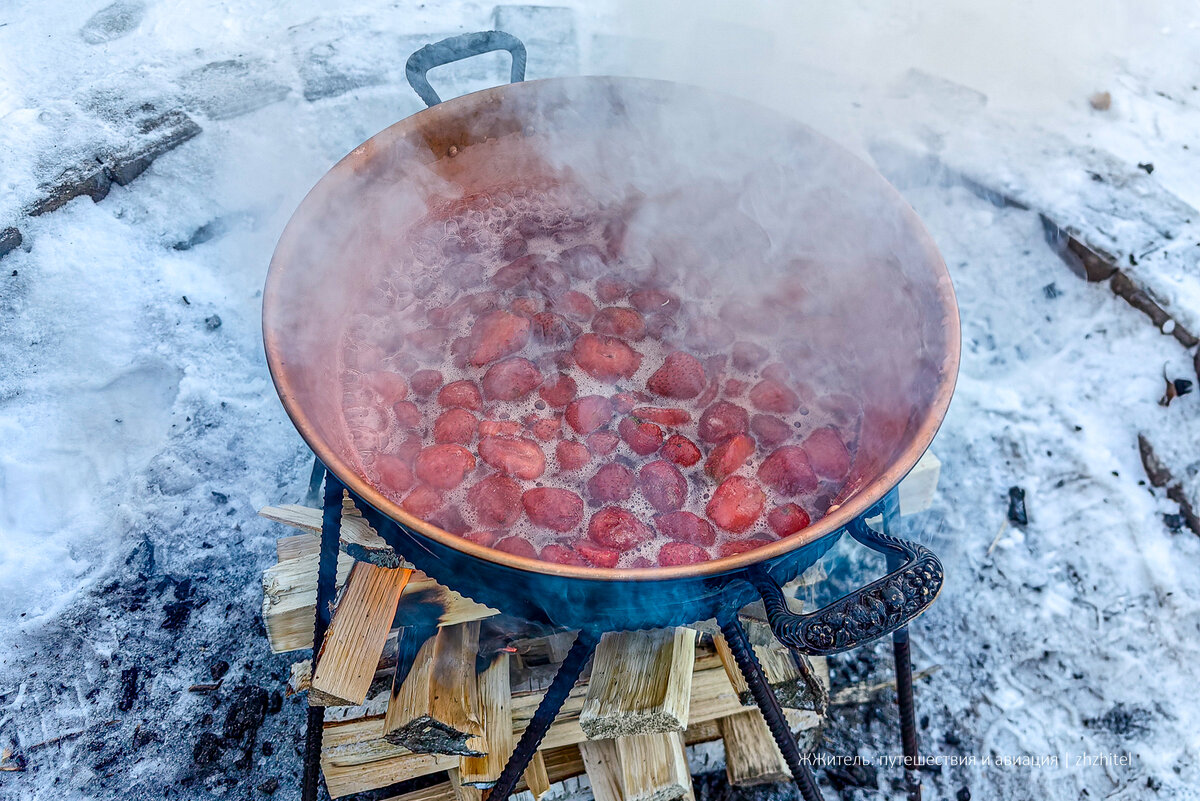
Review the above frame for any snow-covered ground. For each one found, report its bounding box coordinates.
[2,2,1199,800]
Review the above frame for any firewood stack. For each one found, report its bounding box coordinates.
[259,453,940,800]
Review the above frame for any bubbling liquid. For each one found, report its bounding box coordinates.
[337,182,874,569]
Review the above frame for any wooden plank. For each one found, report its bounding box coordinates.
[265,534,497,653]
[458,652,513,788]
[616,732,693,801]
[385,623,484,756]
[580,739,625,801]
[718,711,789,786]
[312,563,413,706]
[446,768,482,801]
[523,751,551,800]
[580,629,696,739]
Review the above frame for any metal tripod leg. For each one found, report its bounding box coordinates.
[719,614,825,801]
[879,489,922,801]
[486,630,599,801]
[301,468,343,801]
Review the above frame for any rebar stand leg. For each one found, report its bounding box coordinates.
[879,488,921,801]
[487,630,599,801]
[302,469,343,801]
[719,614,825,801]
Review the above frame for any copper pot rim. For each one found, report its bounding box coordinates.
[263,75,962,584]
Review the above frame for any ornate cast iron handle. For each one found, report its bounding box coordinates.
[406,31,527,107]
[750,518,944,656]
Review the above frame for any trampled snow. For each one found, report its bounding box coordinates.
[1,2,1199,800]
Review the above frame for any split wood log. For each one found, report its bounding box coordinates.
[580,629,697,739]
[579,739,625,801]
[458,652,513,788]
[381,745,589,801]
[264,534,497,653]
[446,768,482,801]
[319,653,744,797]
[262,499,405,567]
[311,563,413,706]
[616,731,694,801]
[718,711,789,786]
[385,622,484,756]
[713,623,828,712]
[523,751,551,800]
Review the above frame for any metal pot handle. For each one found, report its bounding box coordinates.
[749,518,944,656]
[406,30,527,107]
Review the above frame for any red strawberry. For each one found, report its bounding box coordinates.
[596,279,629,303]
[560,243,606,277]
[477,435,546,480]
[428,505,469,535]
[461,530,499,548]
[698,401,750,444]
[629,288,680,314]
[731,342,768,371]
[466,475,523,527]
[482,357,543,401]
[662,434,702,467]
[704,434,755,482]
[438,380,483,411]
[410,369,444,397]
[491,254,539,290]
[407,328,450,359]
[587,463,635,502]
[552,290,596,322]
[531,417,561,441]
[433,408,477,444]
[586,430,620,455]
[479,419,522,437]
[644,313,680,342]
[632,407,691,426]
[449,336,472,369]
[658,542,710,566]
[803,427,852,480]
[556,440,591,471]
[539,374,576,408]
[540,543,586,566]
[467,310,531,366]
[749,379,800,413]
[750,414,793,447]
[638,460,687,512]
[588,507,653,552]
[768,503,811,536]
[393,400,422,430]
[654,510,716,546]
[402,485,443,518]
[576,540,620,568]
[761,363,791,384]
[683,317,734,352]
[494,536,538,558]
[725,379,748,396]
[531,311,580,345]
[706,476,766,533]
[374,454,414,494]
[718,539,773,558]
[523,488,585,532]
[592,307,646,341]
[619,417,664,455]
[611,392,644,414]
[565,395,614,434]
[393,435,423,465]
[572,333,643,381]
[365,371,408,403]
[646,351,706,399]
[757,446,818,495]
[500,234,527,260]
[414,444,476,490]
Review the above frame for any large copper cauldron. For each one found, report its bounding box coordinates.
[263,33,960,637]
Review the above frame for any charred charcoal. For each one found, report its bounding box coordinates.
[258,778,279,794]
[1007,486,1028,526]
[209,660,230,682]
[1084,703,1153,737]
[192,732,223,765]
[118,666,139,711]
